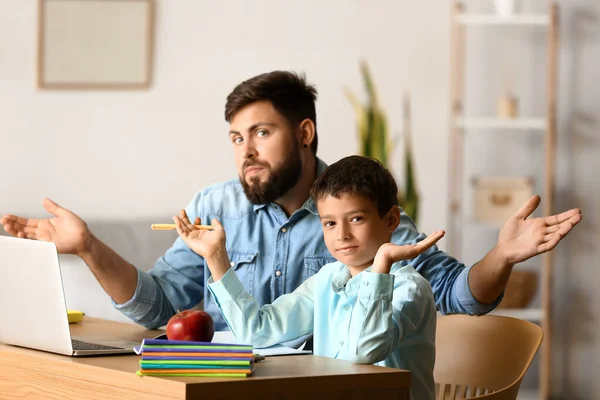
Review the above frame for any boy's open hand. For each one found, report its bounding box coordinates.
[173,210,226,260]
[372,230,446,274]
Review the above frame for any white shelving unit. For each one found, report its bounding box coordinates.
[448,2,558,399]
[457,14,550,26]
[456,117,547,131]
[464,218,505,230]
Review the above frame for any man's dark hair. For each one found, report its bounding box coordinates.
[225,71,318,155]
[311,155,398,217]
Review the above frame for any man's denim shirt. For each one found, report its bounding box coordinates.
[114,158,500,330]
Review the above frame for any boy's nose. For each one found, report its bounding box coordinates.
[336,227,351,241]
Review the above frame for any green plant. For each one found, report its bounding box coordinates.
[344,60,420,224]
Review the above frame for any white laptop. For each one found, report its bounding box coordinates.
[0,235,137,356]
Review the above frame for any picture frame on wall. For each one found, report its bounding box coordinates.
[37,0,155,90]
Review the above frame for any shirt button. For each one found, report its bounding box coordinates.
[344,305,350,311]
[363,281,369,286]
[230,262,235,268]
[281,227,287,233]
[339,341,344,346]
[275,270,282,277]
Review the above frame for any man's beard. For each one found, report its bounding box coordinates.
[240,143,302,205]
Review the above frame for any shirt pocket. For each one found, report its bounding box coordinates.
[228,250,258,293]
[303,255,335,280]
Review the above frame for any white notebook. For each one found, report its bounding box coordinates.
[212,331,312,357]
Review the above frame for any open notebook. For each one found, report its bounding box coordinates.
[211,331,312,357]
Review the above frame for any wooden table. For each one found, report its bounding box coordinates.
[0,317,410,399]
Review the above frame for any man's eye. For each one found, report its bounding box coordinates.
[256,130,268,137]
[233,137,243,144]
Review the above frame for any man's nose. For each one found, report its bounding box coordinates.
[242,141,257,159]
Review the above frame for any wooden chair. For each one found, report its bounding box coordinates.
[434,315,543,399]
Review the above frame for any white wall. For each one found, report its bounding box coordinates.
[0,0,449,240]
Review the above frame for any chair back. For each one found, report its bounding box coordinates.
[434,315,543,399]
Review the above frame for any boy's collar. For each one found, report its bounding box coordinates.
[332,262,405,295]
[331,264,374,295]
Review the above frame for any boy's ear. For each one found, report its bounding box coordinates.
[385,206,401,233]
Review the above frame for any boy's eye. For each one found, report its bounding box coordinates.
[323,221,335,228]
[350,216,363,223]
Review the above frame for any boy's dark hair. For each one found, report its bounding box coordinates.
[225,71,318,155]
[311,155,398,217]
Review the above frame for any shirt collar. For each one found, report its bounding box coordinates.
[252,203,268,212]
[332,264,374,295]
[252,157,328,214]
[331,266,353,292]
[331,261,404,295]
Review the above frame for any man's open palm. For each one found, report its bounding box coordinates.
[0,198,90,255]
[498,195,582,264]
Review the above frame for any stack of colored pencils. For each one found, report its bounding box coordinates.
[134,339,254,377]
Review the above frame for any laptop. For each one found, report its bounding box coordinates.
[0,235,137,356]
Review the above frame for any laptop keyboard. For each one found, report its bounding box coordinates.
[72,339,124,351]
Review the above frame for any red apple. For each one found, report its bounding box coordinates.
[166,309,215,342]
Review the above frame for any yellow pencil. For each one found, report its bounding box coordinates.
[151,224,214,231]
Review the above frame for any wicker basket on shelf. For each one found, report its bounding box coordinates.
[497,270,538,309]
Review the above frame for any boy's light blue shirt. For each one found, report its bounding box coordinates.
[114,158,501,331]
[208,262,436,400]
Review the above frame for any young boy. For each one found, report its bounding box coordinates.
[173,155,444,400]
